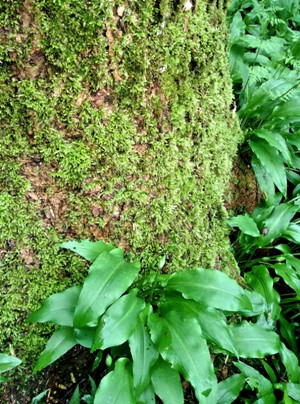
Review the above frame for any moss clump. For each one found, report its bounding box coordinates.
[0,0,241,393]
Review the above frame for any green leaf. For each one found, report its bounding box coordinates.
[251,129,292,164]
[92,351,103,372]
[234,361,274,398]
[252,204,275,228]
[34,327,77,373]
[151,357,184,404]
[61,240,114,262]
[251,155,275,197]
[279,314,299,357]
[74,249,140,327]
[27,286,81,327]
[289,146,300,170]
[31,389,49,403]
[229,11,246,43]
[89,375,97,395]
[244,52,270,66]
[74,327,97,348]
[285,132,300,150]
[230,321,280,358]
[285,383,300,402]
[129,305,159,398]
[271,96,300,123]
[196,306,238,356]
[148,301,217,401]
[92,290,145,351]
[245,265,280,323]
[137,384,155,403]
[227,214,260,237]
[165,268,252,312]
[261,360,277,384]
[257,203,298,246]
[94,358,135,404]
[273,263,300,297]
[216,374,245,404]
[288,170,300,186]
[274,244,291,254]
[283,223,300,244]
[0,354,21,374]
[82,396,93,404]
[279,343,300,383]
[241,289,266,317]
[249,138,287,196]
[230,48,249,86]
[81,377,97,403]
[70,385,80,404]
[166,296,238,356]
[285,254,300,276]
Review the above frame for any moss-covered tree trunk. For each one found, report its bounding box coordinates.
[0,0,240,395]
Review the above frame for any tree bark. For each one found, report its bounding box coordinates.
[0,0,240,382]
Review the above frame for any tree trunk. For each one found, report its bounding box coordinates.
[0,0,240,388]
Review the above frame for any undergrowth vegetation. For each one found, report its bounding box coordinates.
[228,0,300,198]
[227,0,300,402]
[27,240,284,403]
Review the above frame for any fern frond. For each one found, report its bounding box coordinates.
[259,37,287,58]
[247,65,272,86]
[288,58,300,74]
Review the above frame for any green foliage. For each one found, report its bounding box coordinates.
[228,2,300,402]
[216,374,245,404]
[228,0,300,198]
[0,353,21,383]
[31,388,49,404]
[28,240,283,402]
[228,201,300,361]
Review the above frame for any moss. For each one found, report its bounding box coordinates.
[0,0,241,394]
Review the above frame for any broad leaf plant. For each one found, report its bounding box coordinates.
[28,240,286,403]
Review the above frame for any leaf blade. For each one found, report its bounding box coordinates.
[0,354,22,374]
[258,203,298,246]
[129,305,159,398]
[249,138,287,196]
[27,286,82,327]
[245,265,280,324]
[92,290,145,351]
[34,327,77,373]
[61,240,114,262]
[216,374,245,404]
[234,361,274,397]
[151,357,184,404]
[149,301,217,400]
[74,249,140,328]
[227,214,260,237]
[230,321,281,358]
[274,263,300,297]
[165,268,252,312]
[167,296,238,356]
[94,358,135,404]
[279,343,300,383]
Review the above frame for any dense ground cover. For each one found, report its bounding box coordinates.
[226,0,300,402]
